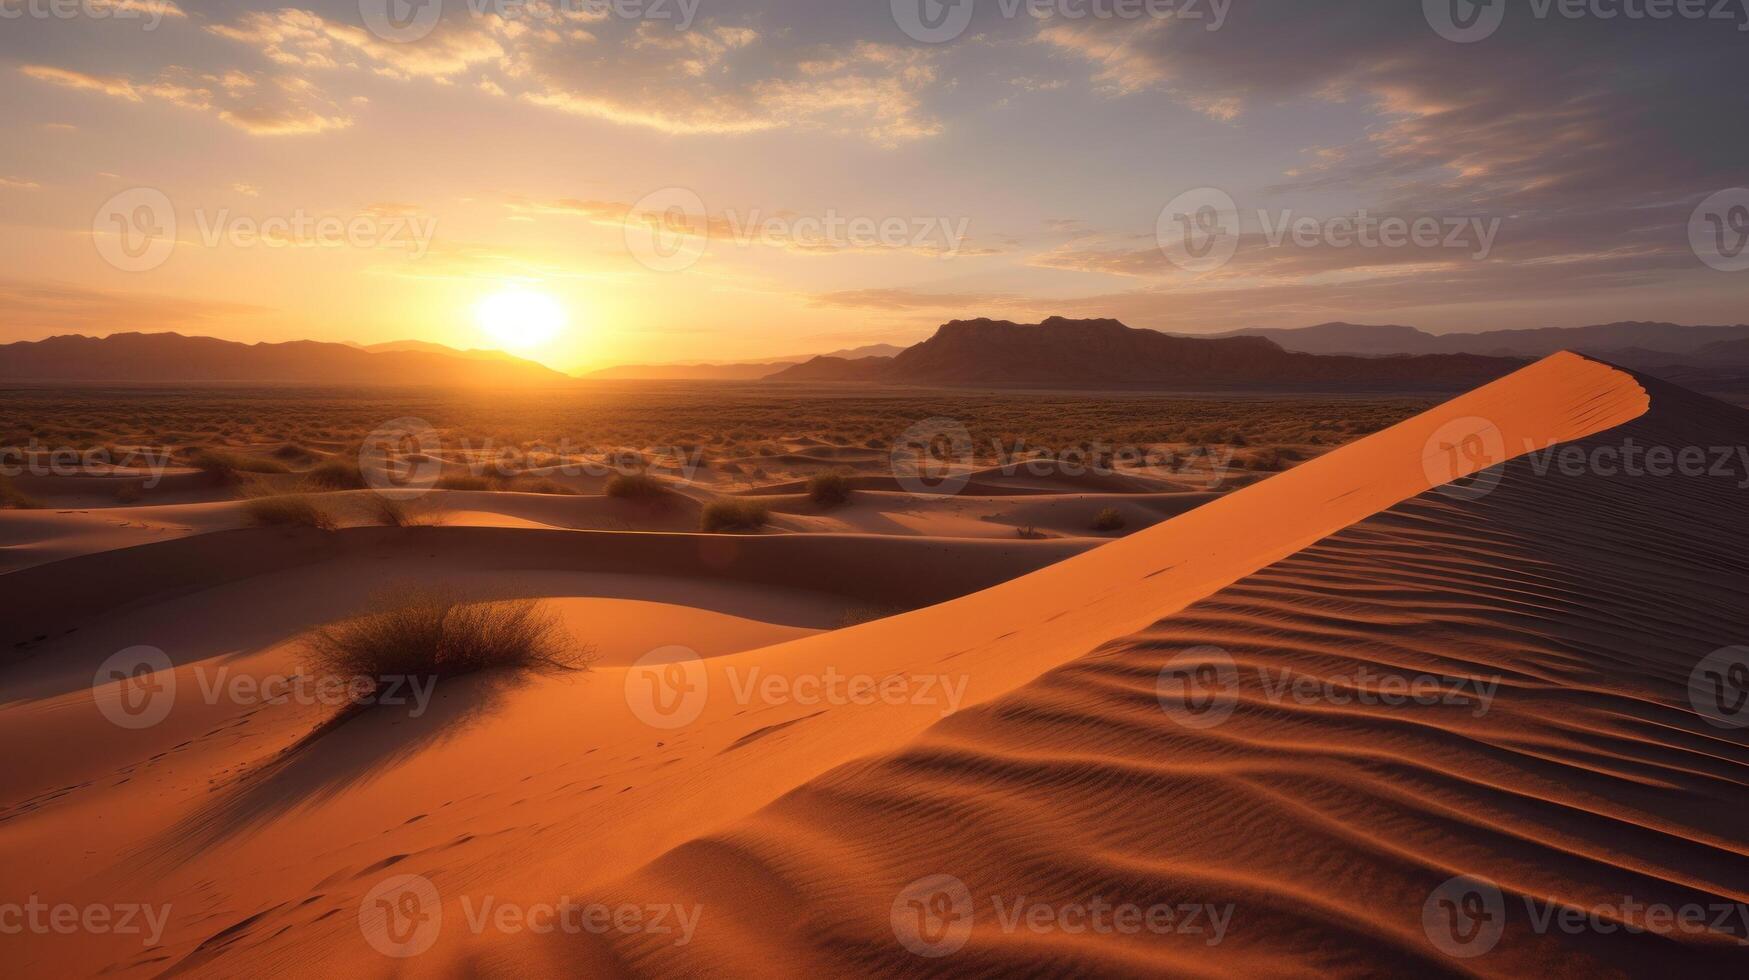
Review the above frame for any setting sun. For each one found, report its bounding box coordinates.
[475,288,567,351]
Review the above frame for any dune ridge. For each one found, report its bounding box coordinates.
[582,368,1748,976]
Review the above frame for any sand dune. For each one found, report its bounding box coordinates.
[9,353,1743,977]
[589,368,1748,976]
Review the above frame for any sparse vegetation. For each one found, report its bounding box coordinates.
[1091,507,1127,532]
[502,476,578,495]
[606,472,669,500]
[367,495,415,527]
[305,455,366,490]
[305,589,591,687]
[702,498,770,533]
[1016,525,1047,540]
[807,471,854,507]
[188,447,290,484]
[0,475,39,509]
[436,474,492,491]
[243,494,336,530]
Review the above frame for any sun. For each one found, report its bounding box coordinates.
[475,288,567,351]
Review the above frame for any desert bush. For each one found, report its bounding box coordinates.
[1246,447,1295,472]
[1091,507,1127,532]
[1015,525,1047,540]
[305,590,589,686]
[306,456,366,490]
[244,494,336,530]
[0,475,39,510]
[606,472,669,500]
[505,477,578,495]
[367,495,416,527]
[701,498,769,533]
[189,448,289,483]
[807,471,854,507]
[436,474,492,491]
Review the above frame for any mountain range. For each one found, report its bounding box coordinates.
[768,318,1523,388]
[0,333,569,385]
[584,343,904,381]
[1198,321,1749,361]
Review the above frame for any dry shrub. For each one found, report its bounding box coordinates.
[306,456,366,490]
[702,498,769,533]
[503,477,578,495]
[807,471,854,507]
[367,495,417,527]
[244,494,336,530]
[606,472,669,500]
[436,474,492,491]
[306,590,590,683]
[1016,525,1047,540]
[1091,507,1127,532]
[189,448,290,483]
[0,475,39,510]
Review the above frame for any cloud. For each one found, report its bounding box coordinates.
[519,35,943,144]
[20,64,351,136]
[0,279,266,336]
[0,177,42,191]
[207,9,504,80]
[809,288,1018,311]
[512,195,998,259]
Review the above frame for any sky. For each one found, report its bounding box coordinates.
[1,0,1746,373]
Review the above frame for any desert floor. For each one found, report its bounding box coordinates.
[2,360,1745,977]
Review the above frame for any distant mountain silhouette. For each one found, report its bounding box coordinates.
[768,317,1521,388]
[0,332,570,385]
[354,339,528,363]
[585,342,907,381]
[1204,321,1749,358]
